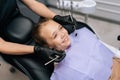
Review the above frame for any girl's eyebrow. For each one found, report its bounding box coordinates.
[51,24,61,39]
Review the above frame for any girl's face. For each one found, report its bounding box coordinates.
[39,20,71,51]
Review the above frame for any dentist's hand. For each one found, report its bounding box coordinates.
[53,15,77,25]
[34,45,66,62]
[53,15,78,34]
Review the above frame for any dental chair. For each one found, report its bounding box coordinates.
[0,0,95,80]
[0,0,54,80]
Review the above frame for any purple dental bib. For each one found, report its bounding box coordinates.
[51,27,114,80]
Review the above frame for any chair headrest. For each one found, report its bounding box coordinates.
[4,16,34,44]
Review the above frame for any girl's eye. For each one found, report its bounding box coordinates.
[60,26,63,30]
[53,25,63,39]
[53,34,57,39]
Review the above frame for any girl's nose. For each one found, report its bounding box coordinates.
[60,32,65,39]
[58,30,65,39]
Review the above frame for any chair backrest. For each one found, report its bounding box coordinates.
[0,0,19,28]
[0,0,34,43]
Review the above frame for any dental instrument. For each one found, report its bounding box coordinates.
[45,55,60,65]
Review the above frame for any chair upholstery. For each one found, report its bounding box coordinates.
[0,0,54,80]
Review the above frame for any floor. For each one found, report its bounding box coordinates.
[0,60,29,80]
[0,7,120,80]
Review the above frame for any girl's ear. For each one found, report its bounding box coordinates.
[49,46,54,49]
[44,44,52,48]
[48,45,55,50]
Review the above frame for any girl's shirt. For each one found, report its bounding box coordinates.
[51,27,114,80]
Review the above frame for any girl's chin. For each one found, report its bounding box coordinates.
[56,40,71,51]
[56,44,70,51]
[64,41,71,50]
[66,43,71,50]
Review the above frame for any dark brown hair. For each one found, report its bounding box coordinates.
[32,18,50,46]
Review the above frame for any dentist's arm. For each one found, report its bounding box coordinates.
[21,0,56,19]
[0,38,34,55]
[0,38,65,62]
[21,0,76,25]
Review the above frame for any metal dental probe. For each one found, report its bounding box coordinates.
[44,55,60,66]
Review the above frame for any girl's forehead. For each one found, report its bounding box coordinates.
[42,21,59,30]
[40,22,58,36]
